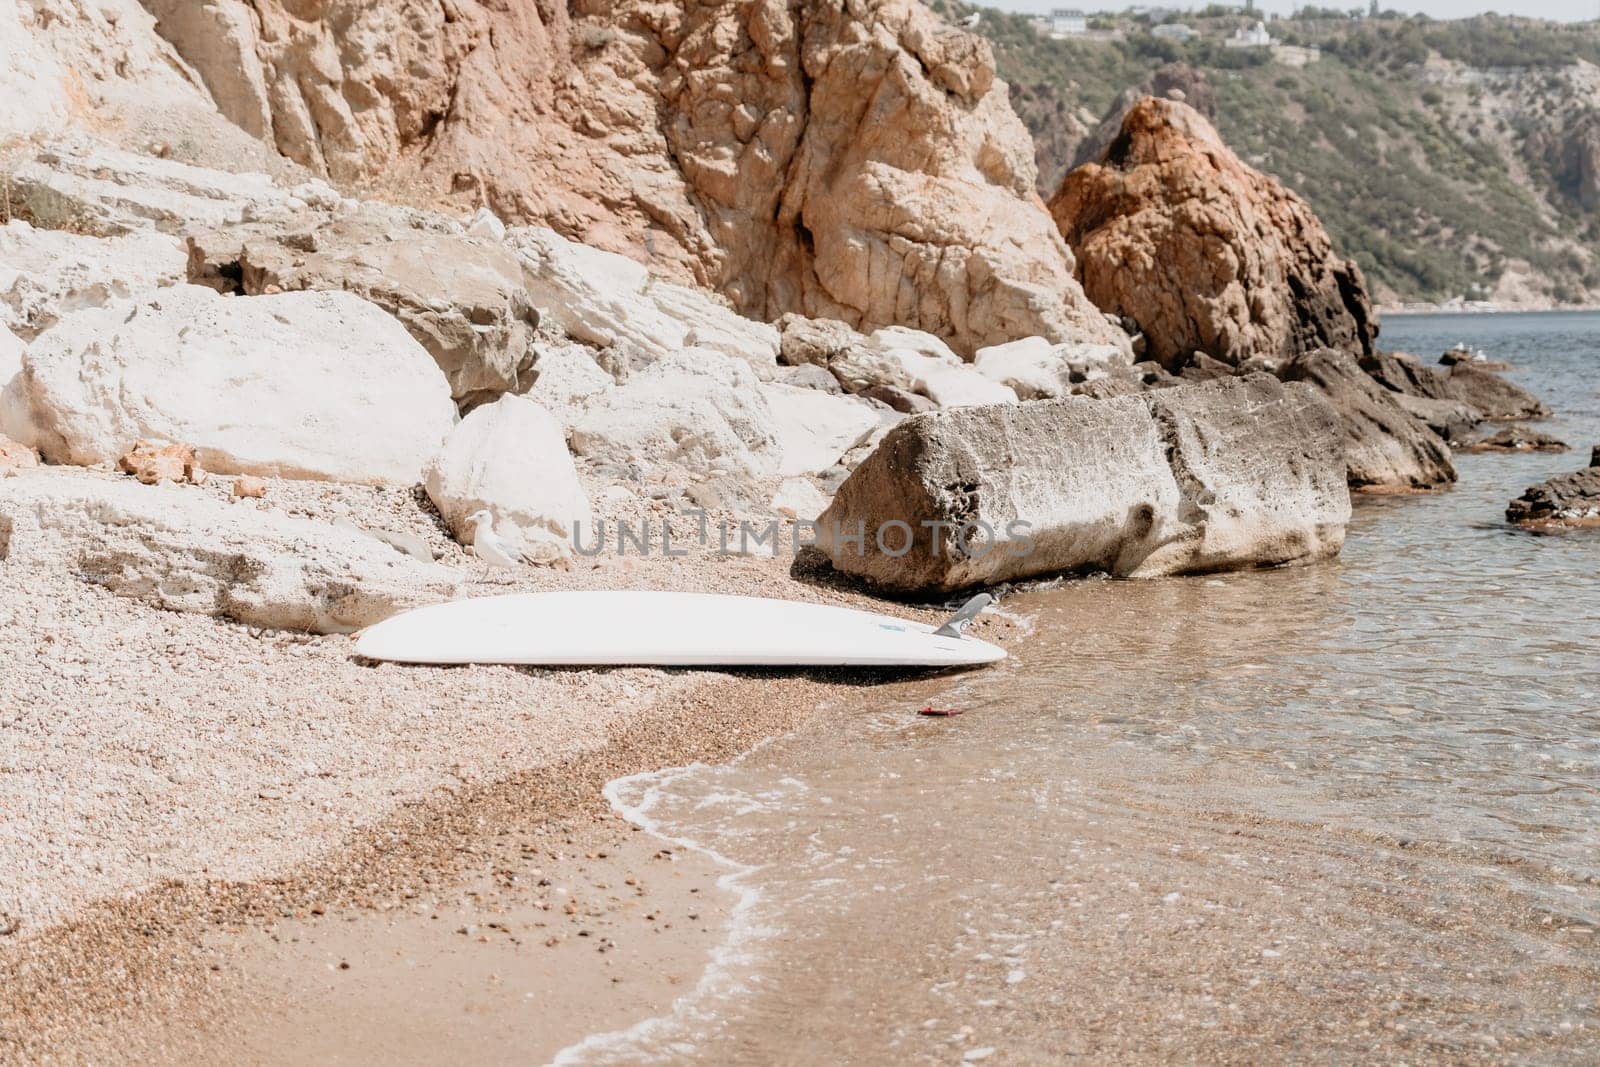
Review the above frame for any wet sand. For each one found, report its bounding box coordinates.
[0,669,848,1064]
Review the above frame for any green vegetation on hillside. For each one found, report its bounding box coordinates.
[943,4,1600,306]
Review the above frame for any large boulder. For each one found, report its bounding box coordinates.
[0,221,189,338]
[816,375,1350,593]
[22,286,456,484]
[1506,448,1600,527]
[200,207,544,406]
[1280,349,1456,492]
[569,349,781,481]
[777,315,1011,406]
[423,395,592,562]
[523,343,615,432]
[0,469,460,632]
[758,383,882,478]
[1050,97,1378,369]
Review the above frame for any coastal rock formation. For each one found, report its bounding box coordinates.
[0,221,188,339]
[22,287,456,484]
[6,139,338,237]
[112,0,1125,356]
[424,396,591,563]
[1462,427,1570,454]
[1390,393,1482,444]
[816,375,1350,593]
[524,344,616,433]
[1050,97,1378,369]
[1070,64,1219,175]
[0,327,33,449]
[1280,349,1456,492]
[1442,363,1550,421]
[776,316,1017,407]
[0,469,460,632]
[570,349,782,483]
[506,228,780,376]
[1506,448,1600,526]
[974,337,1124,399]
[759,384,882,479]
[196,208,543,407]
[1361,351,1548,421]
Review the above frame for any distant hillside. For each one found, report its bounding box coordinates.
[944,5,1600,309]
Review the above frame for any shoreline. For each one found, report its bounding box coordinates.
[0,666,868,1063]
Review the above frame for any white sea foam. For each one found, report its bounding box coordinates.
[549,746,802,1065]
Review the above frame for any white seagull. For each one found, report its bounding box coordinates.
[959,11,981,27]
[466,509,523,569]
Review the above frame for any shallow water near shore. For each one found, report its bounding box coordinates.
[563,313,1600,1063]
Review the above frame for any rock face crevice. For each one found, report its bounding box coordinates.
[1050,97,1378,369]
[131,0,1122,356]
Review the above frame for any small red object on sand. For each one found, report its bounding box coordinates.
[918,705,964,717]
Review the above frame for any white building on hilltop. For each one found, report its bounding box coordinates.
[1225,20,1273,48]
[1049,9,1088,36]
[1151,22,1196,43]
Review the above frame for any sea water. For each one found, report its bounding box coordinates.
[562,313,1600,1064]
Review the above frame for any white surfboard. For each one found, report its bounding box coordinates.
[354,591,1006,668]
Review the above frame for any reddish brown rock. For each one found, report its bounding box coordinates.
[141,0,1121,357]
[232,475,268,499]
[0,435,38,472]
[1050,97,1377,370]
[118,440,203,485]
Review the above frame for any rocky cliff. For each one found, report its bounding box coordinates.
[108,0,1122,356]
[1050,97,1377,369]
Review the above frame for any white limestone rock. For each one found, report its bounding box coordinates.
[6,139,336,236]
[974,336,1125,400]
[507,227,780,374]
[759,382,881,478]
[0,221,189,338]
[424,395,592,563]
[24,286,456,484]
[0,326,34,449]
[569,348,781,481]
[524,343,615,432]
[0,468,460,633]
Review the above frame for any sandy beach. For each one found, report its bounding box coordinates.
[0,464,1018,1063]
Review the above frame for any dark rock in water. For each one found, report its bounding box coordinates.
[1446,363,1548,421]
[1280,349,1455,491]
[1360,350,1451,398]
[1506,449,1600,526]
[1461,427,1570,454]
[1439,346,1510,372]
[1390,392,1481,444]
[815,375,1350,594]
[1360,351,1547,421]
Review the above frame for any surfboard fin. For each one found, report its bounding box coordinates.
[934,593,994,639]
